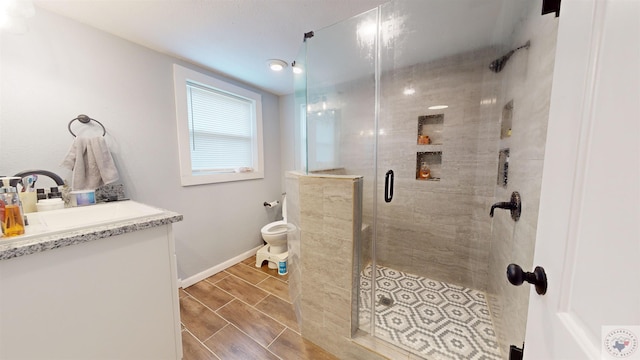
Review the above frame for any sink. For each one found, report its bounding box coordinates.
[2,201,165,245]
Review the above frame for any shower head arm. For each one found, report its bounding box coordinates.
[488,41,531,73]
[515,41,531,51]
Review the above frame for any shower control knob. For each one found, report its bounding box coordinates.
[490,191,521,221]
[506,263,547,295]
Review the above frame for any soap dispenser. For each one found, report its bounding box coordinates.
[0,177,25,237]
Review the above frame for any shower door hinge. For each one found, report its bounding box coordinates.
[509,343,524,360]
[542,0,561,17]
[303,31,314,42]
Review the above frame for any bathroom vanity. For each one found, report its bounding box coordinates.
[0,201,183,359]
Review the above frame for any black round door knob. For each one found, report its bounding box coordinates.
[507,263,548,295]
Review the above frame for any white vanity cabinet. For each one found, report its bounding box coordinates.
[0,202,183,359]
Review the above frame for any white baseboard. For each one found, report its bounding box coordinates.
[178,245,263,288]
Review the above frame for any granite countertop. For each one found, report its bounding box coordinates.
[0,202,183,261]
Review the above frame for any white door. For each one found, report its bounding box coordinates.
[524,0,640,359]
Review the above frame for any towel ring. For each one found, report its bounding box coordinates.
[68,114,106,137]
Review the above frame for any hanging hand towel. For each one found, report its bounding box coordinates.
[60,136,119,190]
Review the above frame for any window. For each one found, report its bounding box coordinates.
[306,109,340,172]
[173,64,264,185]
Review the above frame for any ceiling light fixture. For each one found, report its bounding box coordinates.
[267,59,287,72]
[428,105,449,110]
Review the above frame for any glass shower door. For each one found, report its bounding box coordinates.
[371,2,506,358]
[302,7,379,337]
[300,0,558,358]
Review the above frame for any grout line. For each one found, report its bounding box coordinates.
[265,327,288,349]
[253,291,271,306]
[184,262,301,358]
[211,283,237,301]
[183,291,230,315]
[200,271,271,307]
[226,271,269,292]
[252,297,298,331]
[216,295,292,333]
[184,294,284,358]
[229,263,270,284]
[202,270,230,285]
[221,321,284,359]
[259,290,290,305]
[182,327,221,360]
[200,323,230,344]
[206,275,298,334]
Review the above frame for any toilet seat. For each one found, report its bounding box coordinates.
[261,220,287,235]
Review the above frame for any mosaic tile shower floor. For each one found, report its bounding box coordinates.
[359,265,502,360]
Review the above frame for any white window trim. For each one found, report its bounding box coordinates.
[173,64,264,186]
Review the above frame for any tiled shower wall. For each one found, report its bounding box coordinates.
[338,48,503,292]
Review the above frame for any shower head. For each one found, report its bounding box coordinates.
[489,41,531,73]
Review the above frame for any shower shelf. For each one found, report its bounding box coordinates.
[416,114,444,181]
[415,145,442,152]
[417,114,444,145]
[416,151,442,181]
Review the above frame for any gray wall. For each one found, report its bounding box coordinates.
[0,8,282,280]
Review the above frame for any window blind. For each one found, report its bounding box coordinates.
[186,82,255,173]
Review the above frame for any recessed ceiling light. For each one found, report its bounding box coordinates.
[267,59,287,72]
[403,87,415,95]
[428,105,449,110]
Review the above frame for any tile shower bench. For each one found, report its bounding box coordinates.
[0,201,183,359]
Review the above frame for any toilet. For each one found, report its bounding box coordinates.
[256,195,288,270]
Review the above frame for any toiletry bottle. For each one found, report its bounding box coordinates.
[0,187,25,237]
[0,188,5,236]
[419,162,431,180]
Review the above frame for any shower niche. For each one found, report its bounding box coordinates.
[417,114,444,145]
[416,114,443,181]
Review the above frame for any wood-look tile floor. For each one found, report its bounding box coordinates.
[180,255,338,360]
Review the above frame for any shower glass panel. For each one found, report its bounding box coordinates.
[303,6,378,339]
[302,0,557,359]
[371,1,508,358]
[293,45,307,173]
[305,8,377,176]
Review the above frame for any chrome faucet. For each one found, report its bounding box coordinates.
[13,170,65,186]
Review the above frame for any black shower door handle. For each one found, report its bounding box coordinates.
[384,170,394,203]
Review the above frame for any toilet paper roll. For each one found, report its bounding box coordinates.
[264,200,280,208]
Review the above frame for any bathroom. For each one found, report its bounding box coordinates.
[1,0,637,359]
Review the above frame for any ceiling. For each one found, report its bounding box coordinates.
[34,0,390,96]
[33,0,530,96]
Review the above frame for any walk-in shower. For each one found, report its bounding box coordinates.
[290,0,559,359]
